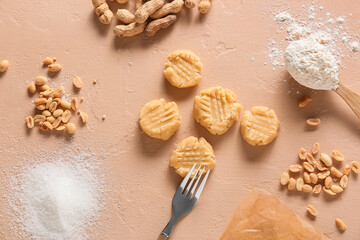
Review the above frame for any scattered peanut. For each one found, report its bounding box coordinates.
[309,173,318,184]
[323,187,336,196]
[289,164,302,173]
[56,125,66,131]
[298,148,306,160]
[324,176,332,189]
[296,178,304,191]
[340,175,348,189]
[198,0,212,13]
[35,75,47,86]
[343,164,351,176]
[48,63,62,72]
[61,100,71,109]
[351,161,359,174]
[313,184,322,194]
[317,170,330,179]
[134,0,165,23]
[331,150,344,162]
[312,142,320,155]
[80,111,89,123]
[49,101,58,112]
[73,76,83,89]
[0,60,9,72]
[150,0,184,19]
[93,1,113,24]
[320,153,332,167]
[303,172,311,184]
[62,110,71,123]
[306,118,321,126]
[184,0,195,8]
[46,116,56,124]
[331,185,343,193]
[306,204,318,216]
[302,184,312,193]
[335,218,346,231]
[34,114,46,123]
[145,15,177,37]
[28,81,36,94]
[67,122,77,134]
[288,178,296,191]
[331,167,343,178]
[316,161,328,171]
[41,89,54,98]
[52,117,62,128]
[26,116,34,129]
[114,22,146,37]
[43,57,56,65]
[42,110,51,117]
[116,9,135,24]
[71,97,78,110]
[36,104,46,111]
[34,98,47,106]
[298,96,312,107]
[280,172,289,185]
[53,109,64,118]
[303,162,314,173]
[44,121,53,130]
[53,86,64,98]
[305,152,317,165]
[40,84,50,91]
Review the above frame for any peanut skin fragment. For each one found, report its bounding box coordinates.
[135,0,165,23]
[114,22,146,37]
[145,15,177,37]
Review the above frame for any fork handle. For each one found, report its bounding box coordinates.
[157,233,169,240]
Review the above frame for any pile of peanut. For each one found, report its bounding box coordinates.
[25,58,89,134]
[280,143,359,196]
[92,0,212,37]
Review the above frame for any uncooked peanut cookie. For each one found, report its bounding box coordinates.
[169,136,215,177]
[139,98,181,140]
[240,106,280,146]
[164,50,203,88]
[193,86,242,135]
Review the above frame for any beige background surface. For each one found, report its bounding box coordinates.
[0,0,360,239]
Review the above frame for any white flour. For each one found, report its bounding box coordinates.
[285,38,339,90]
[267,3,360,85]
[6,152,105,240]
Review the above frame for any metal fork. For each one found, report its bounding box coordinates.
[157,163,210,240]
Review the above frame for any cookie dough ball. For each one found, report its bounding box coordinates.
[164,50,203,88]
[240,106,280,146]
[170,136,215,177]
[139,98,181,140]
[194,86,242,135]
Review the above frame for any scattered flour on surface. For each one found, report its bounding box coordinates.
[274,12,293,23]
[349,41,360,52]
[6,151,107,240]
[285,38,339,90]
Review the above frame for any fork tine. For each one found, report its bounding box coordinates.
[183,164,201,195]
[189,166,205,198]
[194,169,210,199]
[179,162,197,190]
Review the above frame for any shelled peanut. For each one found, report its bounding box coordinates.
[280,142,358,196]
[26,66,90,134]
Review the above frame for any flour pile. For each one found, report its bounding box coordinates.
[284,38,339,90]
[8,152,105,240]
[266,3,360,78]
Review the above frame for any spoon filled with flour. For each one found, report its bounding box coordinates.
[285,38,360,118]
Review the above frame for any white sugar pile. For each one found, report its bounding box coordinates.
[7,152,105,240]
[284,38,339,90]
